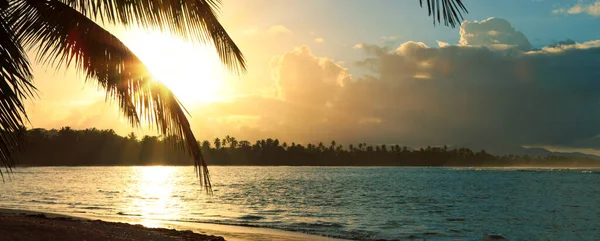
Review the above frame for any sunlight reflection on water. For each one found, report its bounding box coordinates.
[122,166,180,227]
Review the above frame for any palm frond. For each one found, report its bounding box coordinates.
[0,3,35,180]
[65,0,245,73]
[8,0,211,191]
[419,0,468,28]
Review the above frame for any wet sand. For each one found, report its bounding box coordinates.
[0,209,345,241]
[0,213,224,241]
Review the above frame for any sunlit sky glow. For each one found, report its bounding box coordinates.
[23,0,600,154]
[121,30,228,103]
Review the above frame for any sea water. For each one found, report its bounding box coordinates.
[1,166,599,240]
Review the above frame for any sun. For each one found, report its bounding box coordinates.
[120,29,228,104]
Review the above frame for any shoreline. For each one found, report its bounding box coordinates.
[14,164,600,167]
[0,209,224,241]
[0,208,345,241]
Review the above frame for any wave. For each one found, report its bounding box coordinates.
[116,212,142,217]
[79,206,111,210]
[255,209,285,214]
[143,217,382,241]
[30,200,56,205]
[98,190,121,194]
[237,214,265,221]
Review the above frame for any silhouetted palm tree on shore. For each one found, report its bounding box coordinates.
[0,0,467,190]
[17,128,598,167]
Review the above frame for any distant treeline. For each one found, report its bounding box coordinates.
[14,127,600,167]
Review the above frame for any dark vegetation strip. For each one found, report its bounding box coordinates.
[13,127,600,167]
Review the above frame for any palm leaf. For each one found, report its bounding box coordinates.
[0,1,36,180]
[8,0,211,191]
[419,0,468,28]
[65,0,246,73]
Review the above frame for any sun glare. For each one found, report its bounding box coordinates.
[123,166,182,228]
[121,30,228,104]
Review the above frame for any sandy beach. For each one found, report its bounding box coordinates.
[0,211,224,241]
[0,209,344,241]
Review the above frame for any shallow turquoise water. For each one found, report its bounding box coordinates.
[1,166,599,240]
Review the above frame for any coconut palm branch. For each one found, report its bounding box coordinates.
[3,0,249,191]
[420,0,468,28]
[63,0,246,73]
[0,0,36,180]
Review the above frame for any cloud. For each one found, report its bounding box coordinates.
[539,39,600,53]
[271,45,350,105]
[359,38,600,145]
[267,25,293,36]
[314,37,325,43]
[206,17,600,150]
[436,40,450,48]
[554,0,600,16]
[459,18,532,51]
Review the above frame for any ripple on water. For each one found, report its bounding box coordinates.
[296,221,345,229]
[483,234,507,240]
[256,209,285,215]
[97,190,120,194]
[80,206,111,210]
[446,218,466,222]
[116,212,142,217]
[30,200,56,205]
[3,166,600,241]
[238,214,265,221]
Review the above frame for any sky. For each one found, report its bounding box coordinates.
[22,0,600,154]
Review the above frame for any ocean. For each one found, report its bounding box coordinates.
[1,166,599,240]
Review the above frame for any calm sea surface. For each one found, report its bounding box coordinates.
[1,166,599,240]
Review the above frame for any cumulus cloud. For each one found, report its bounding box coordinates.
[540,39,600,52]
[314,37,325,43]
[203,17,600,151]
[459,18,532,51]
[554,0,600,16]
[271,45,350,105]
[355,38,600,146]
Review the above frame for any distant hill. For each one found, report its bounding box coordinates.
[456,142,600,159]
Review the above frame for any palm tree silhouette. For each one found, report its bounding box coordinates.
[0,1,246,190]
[214,138,222,150]
[0,0,467,189]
